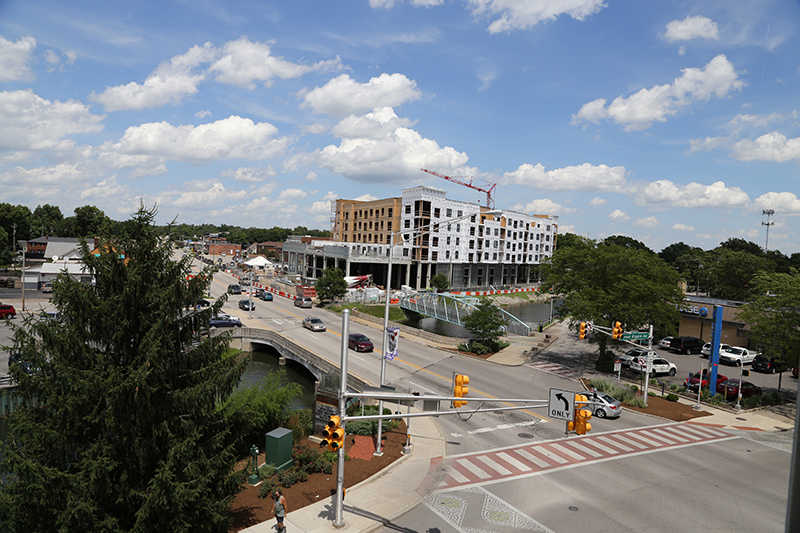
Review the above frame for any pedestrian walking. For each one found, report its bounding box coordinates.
[272,489,287,532]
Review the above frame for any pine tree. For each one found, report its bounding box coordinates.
[0,205,249,532]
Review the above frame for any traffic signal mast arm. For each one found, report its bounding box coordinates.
[584,323,652,348]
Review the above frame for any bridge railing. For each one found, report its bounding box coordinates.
[398,292,531,336]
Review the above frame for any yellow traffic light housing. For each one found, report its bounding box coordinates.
[453,374,469,408]
[579,322,586,340]
[612,321,623,340]
[321,415,345,451]
[568,395,593,435]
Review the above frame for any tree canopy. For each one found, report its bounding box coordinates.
[462,298,507,354]
[430,273,450,292]
[541,240,683,371]
[0,205,249,532]
[315,267,348,302]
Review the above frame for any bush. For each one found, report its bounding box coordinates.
[345,405,400,435]
[258,478,278,499]
[647,391,656,397]
[278,468,300,488]
[258,464,276,480]
[665,393,679,402]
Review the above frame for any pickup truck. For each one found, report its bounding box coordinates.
[719,346,760,366]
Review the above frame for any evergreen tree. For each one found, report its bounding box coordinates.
[0,205,249,532]
[315,267,348,302]
[462,299,507,353]
[429,273,450,292]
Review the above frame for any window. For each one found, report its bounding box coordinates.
[469,239,474,249]
[457,210,462,217]
[387,207,393,217]
[470,215,476,223]
[546,235,550,241]
[432,237,439,247]
[447,224,451,232]
[545,245,550,252]
[381,208,384,216]
[445,250,450,259]
[405,205,411,214]
[494,241,498,248]
[446,236,451,245]
[456,224,460,232]
[484,252,489,260]
[493,253,498,261]
[434,208,441,217]
[455,251,459,259]
[494,228,499,236]
[403,248,409,257]
[370,209,373,217]
[446,208,452,217]
[404,220,411,229]
[546,225,551,231]
[387,221,392,231]
[455,237,460,246]
[431,251,438,261]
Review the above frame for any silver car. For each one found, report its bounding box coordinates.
[302,317,326,332]
[580,390,622,419]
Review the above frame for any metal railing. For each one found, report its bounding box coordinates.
[398,292,531,336]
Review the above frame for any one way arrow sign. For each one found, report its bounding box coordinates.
[548,388,575,421]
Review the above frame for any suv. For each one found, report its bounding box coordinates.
[0,304,17,319]
[752,354,788,374]
[227,284,242,295]
[669,336,704,355]
[294,296,313,308]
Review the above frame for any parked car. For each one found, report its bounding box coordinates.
[716,379,762,399]
[41,282,54,293]
[669,336,705,355]
[618,348,657,368]
[684,371,728,392]
[195,298,210,308]
[294,296,313,308]
[209,315,243,328]
[302,317,326,332]
[260,292,274,301]
[658,336,673,349]
[227,284,242,295]
[580,389,622,419]
[752,354,788,374]
[719,346,760,366]
[0,304,17,319]
[238,299,256,311]
[701,342,732,358]
[630,357,677,376]
[348,333,374,352]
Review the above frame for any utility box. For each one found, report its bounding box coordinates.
[264,427,293,472]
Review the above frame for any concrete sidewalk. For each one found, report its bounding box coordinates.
[240,413,445,533]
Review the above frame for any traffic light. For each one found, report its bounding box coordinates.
[321,415,345,451]
[568,394,593,435]
[453,374,469,408]
[579,322,587,340]
[611,321,623,340]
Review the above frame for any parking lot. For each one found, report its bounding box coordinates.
[0,288,53,374]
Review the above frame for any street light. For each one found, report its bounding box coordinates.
[374,207,503,455]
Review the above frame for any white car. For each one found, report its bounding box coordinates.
[630,357,677,376]
[658,337,673,349]
[618,348,658,368]
[701,343,732,358]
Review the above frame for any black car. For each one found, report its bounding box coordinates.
[228,284,242,295]
[238,299,256,311]
[209,316,243,328]
[752,354,788,374]
[669,336,704,355]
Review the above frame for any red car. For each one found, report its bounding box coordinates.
[0,304,16,319]
[348,334,374,352]
[684,372,727,392]
[716,379,762,400]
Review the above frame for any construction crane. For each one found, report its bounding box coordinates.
[421,169,497,209]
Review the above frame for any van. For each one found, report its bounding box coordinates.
[669,336,704,355]
[294,296,313,308]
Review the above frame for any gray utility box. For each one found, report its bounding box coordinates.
[265,427,293,471]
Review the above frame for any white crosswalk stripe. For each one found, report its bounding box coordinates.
[549,442,586,461]
[476,455,512,476]
[597,435,633,452]
[496,452,532,472]
[457,458,491,479]
[515,448,552,468]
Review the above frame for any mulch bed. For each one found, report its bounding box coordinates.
[621,394,712,422]
[227,423,407,532]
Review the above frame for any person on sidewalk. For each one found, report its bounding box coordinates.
[272,489,287,532]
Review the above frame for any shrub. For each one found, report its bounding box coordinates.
[458,343,470,352]
[647,391,656,397]
[762,390,785,406]
[258,478,278,499]
[345,405,400,435]
[665,393,679,402]
[258,464,276,480]
[278,468,300,488]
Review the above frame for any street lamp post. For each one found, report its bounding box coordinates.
[374,208,502,455]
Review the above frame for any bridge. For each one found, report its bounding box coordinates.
[398,292,531,336]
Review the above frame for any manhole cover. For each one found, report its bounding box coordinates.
[569,506,579,511]
[518,433,535,439]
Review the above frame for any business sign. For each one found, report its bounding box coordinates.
[385,327,400,360]
[548,388,575,421]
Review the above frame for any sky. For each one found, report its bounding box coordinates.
[1,0,799,255]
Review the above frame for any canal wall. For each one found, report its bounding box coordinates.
[349,310,466,350]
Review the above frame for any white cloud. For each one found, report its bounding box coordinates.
[752,192,800,214]
[370,0,443,6]
[92,43,215,111]
[169,180,249,208]
[304,171,318,181]
[211,37,341,89]
[608,209,629,221]
[196,110,211,118]
[221,166,276,183]
[672,223,695,231]
[0,36,36,82]
[80,178,131,201]
[300,73,421,117]
[112,115,288,163]
[633,179,750,208]
[312,108,468,182]
[354,193,380,201]
[511,198,571,215]
[633,216,660,228]
[687,136,730,154]
[0,163,85,186]
[309,200,334,214]
[573,55,745,131]
[467,0,606,33]
[501,162,627,192]
[332,107,416,139]
[0,89,104,151]
[588,196,607,206]
[732,132,800,162]
[278,188,313,201]
[664,16,719,42]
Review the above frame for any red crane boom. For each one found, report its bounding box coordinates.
[421,168,497,208]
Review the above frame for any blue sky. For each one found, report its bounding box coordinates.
[1,0,799,254]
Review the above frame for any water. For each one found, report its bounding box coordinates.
[239,348,318,410]
[400,299,564,338]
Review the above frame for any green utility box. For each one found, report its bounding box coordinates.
[265,427,293,472]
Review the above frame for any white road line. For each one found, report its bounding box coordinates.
[457,458,491,479]
[496,451,532,472]
[515,448,552,469]
[549,442,586,461]
[533,446,569,464]
[476,456,512,476]
[564,440,602,458]
[597,435,634,452]
[407,381,437,394]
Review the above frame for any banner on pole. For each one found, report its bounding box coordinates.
[386,327,400,360]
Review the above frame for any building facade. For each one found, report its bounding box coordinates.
[287,185,558,291]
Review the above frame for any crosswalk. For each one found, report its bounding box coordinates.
[435,422,734,490]
[527,360,583,380]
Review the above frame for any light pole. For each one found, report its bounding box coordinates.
[374,208,503,455]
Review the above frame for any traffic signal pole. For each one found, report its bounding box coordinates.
[334,309,349,528]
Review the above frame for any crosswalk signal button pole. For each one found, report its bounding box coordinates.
[453,374,469,408]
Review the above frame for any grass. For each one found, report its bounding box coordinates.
[328,303,406,322]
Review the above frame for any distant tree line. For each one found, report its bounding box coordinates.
[0,202,330,264]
